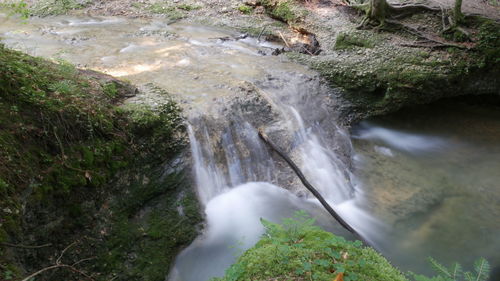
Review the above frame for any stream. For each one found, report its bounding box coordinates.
[1,13,498,280]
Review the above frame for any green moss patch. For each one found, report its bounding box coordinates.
[147,1,203,21]
[258,0,306,25]
[30,0,90,16]
[213,212,407,281]
[334,31,381,50]
[237,4,253,15]
[0,45,200,280]
[97,170,201,281]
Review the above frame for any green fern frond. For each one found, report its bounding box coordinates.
[464,271,474,281]
[473,258,490,281]
[450,262,463,280]
[429,257,452,278]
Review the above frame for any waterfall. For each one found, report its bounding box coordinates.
[170,73,381,281]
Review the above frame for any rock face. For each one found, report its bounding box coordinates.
[185,71,352,193]
[0,47,202,281]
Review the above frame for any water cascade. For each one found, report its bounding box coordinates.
[170,73,381,281]
[5,14,496,280]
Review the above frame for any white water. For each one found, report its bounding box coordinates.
[172,81,382,280]
[352,122,447,153]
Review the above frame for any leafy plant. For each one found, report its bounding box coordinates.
[410,257,490,281]
[31,0,87,16]
[177,4,200,11]
[237,4,253,14]
[103,82,118,98]
[0,0,30,19]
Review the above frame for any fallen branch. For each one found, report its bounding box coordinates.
[0,242,52,249]
[278,31,291,48]
[20,241,95,281]
[21,263,94,281]
[258,129,370,246]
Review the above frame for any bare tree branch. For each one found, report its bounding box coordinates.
[20,241,95,281]
[258,129,371,246]
[0,242,52,249]
[57,241,78,264]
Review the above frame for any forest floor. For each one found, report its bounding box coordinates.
[26,0,499,21]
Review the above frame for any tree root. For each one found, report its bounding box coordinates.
[386,19,470,49]
[388,2,441,17]
[0,242,52,249]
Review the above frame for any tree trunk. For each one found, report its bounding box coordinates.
[356,0,441,28]
[453,0,463,25]
[369,0,389,24]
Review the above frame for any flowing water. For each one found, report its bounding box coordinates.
[351,100,500,275]
[1,12,499,280]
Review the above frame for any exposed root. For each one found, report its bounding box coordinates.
[386,19,470,49]
[350,0,473,46]
[389,2,441,16]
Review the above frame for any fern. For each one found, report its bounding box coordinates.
[473,258,490,281]
[429,257,452,279]
[411,258,490,281]
[450,263,463,280]
[464,272,474,281]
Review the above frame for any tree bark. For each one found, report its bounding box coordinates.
[369,0,389,24]
[356,0,441,27]
[453,0,463,25]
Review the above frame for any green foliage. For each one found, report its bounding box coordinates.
[274,1,297,22]
[97,172,202,281]
[237,4,253,15]
[177,4,201,11]
[476,19,500,65]
[259,0,305,24]
[0,44,192,279]
[31,0,88,16]
[103,82,119,99]
[0,0,30,19]
[213,211,408,281]
[334,32,379,50]
[410,257,490,281]
[49,79,78,95]
[148,2,186,20]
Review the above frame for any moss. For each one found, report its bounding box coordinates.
[213,213,407,281]
[259,0,305,24]
[475,19,500,66]
[97,171,202,281]
[103,82,119,99]
[177,4,201,11]
[0,45,200,280]
[148,2,186,20]
[310,27,499,117]
[30,0,88,16]
[0,0,30,19]
[334,32,380,50]
[237,4,253,14]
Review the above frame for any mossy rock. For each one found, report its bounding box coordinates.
[334,31,381,50]
[0,44,201,280]
[213,213,407,281]
[258,0,307,25]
